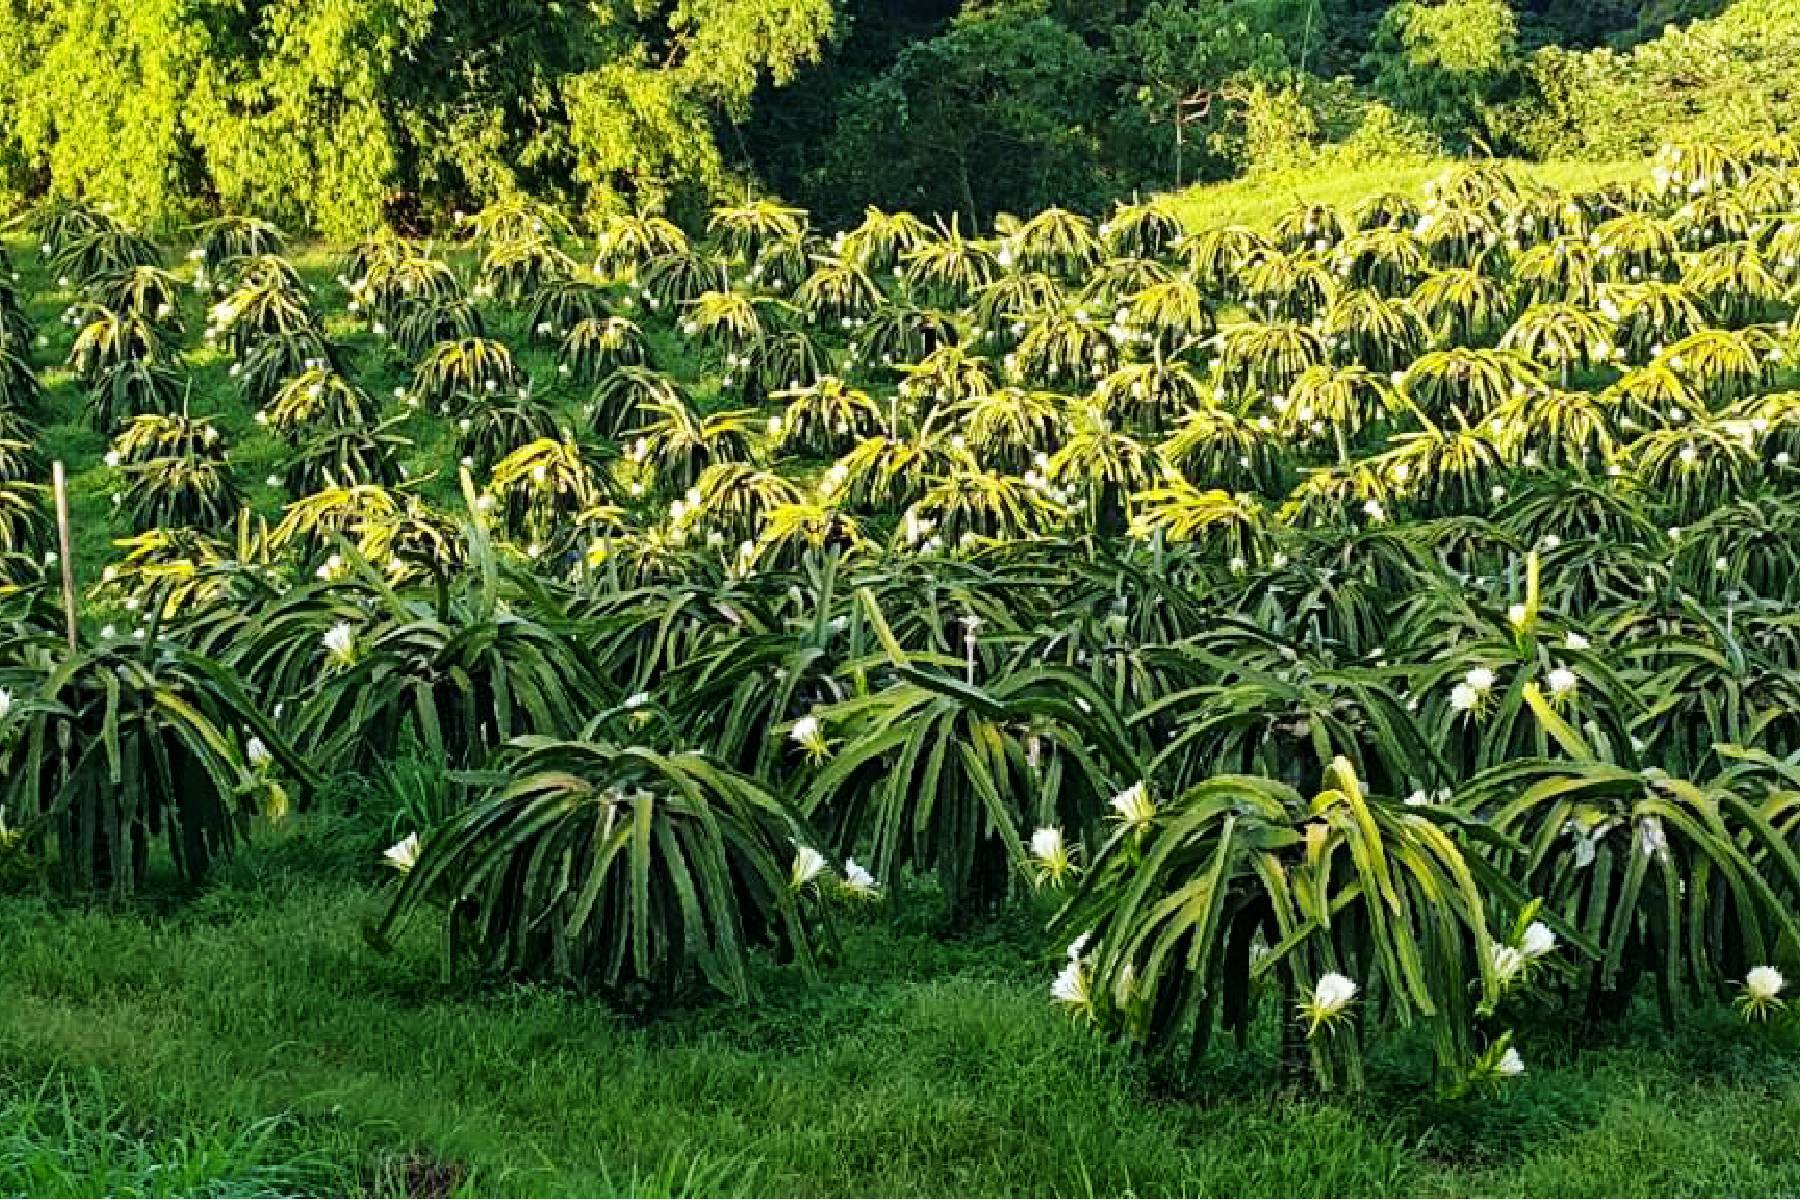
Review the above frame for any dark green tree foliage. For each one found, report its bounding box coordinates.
[0,0,1773,231]
[1497,0,1800,161]
[769,0,1323,225]
[755,0,1753,223]
[1369,0,1523,146]
[1114,0,1298,185]
[818,8,1113,227]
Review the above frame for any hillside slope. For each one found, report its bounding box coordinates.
[1169,157,1648,230]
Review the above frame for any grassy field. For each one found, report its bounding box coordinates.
[1168,158,1649,231]
[5,808,1800,1196]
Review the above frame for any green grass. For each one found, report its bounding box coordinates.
[3,813,1800,1197]
[0,1072,336,1197]
[1168,157,1650,231]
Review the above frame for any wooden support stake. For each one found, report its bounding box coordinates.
[51,460,77,650]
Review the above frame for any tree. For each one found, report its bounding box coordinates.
[1370,0,1521,145]
[1114,0,1299,186]
[0,0,204,226]
[0,0,837,233]
[815,7,1111,226]
[569,0,834,219]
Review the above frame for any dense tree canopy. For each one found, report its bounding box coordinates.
[0,0,1779,231]
[1371,0,1520,144]
[752,0,1760,221]
[0,0,835,233]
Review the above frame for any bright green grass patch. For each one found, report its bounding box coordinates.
[2,814,1800,1198]
[0,1069,344,1197]
[1169,158,1650,231]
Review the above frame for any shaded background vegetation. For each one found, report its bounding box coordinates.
[0,0,1785,234]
